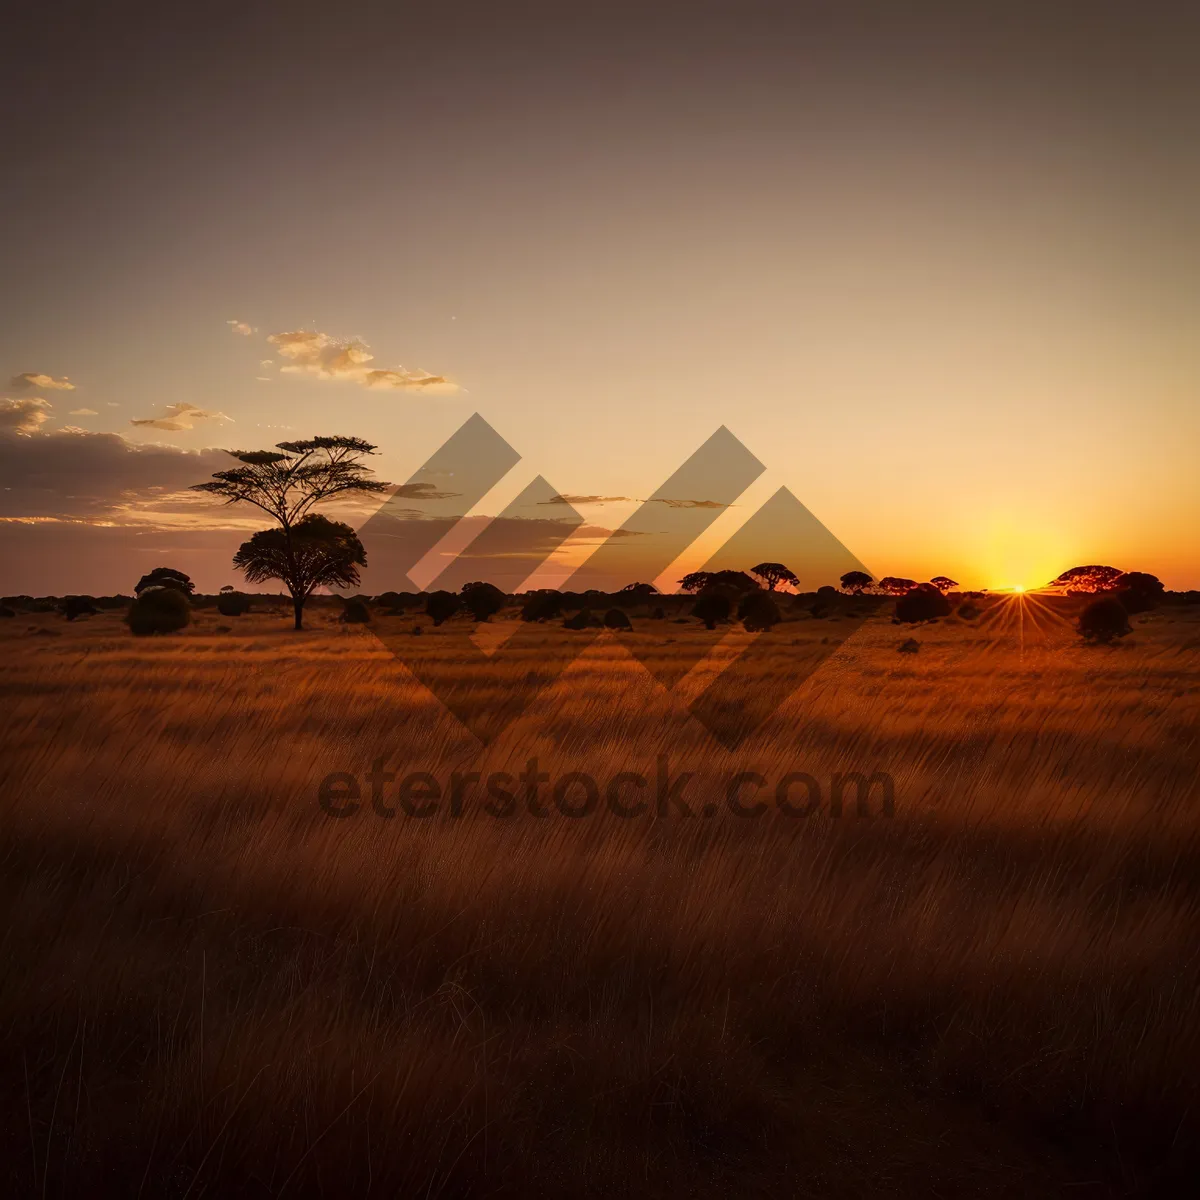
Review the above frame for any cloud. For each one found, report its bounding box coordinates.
[0,396,53,434]
[390,481,461,502]
[267,329,459,394]
[130,402,234,432]
[260,359,273,366]
[0,425,231,523]
[540,493,637,506]
[227,320,256,336]
[652,498,731,509]
[9,372,74,392]
[69,408,98,416]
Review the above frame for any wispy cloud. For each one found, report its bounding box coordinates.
[10,372,74,392]
[130,402,234,432]
[266,330,459,394]
[652,498,730,509]
[227,319,256,336]
[540,493,637,506]
[69,407,99,416]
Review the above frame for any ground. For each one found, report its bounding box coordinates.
[1,596,1197,1197]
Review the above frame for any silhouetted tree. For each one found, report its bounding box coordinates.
[521,591,563,622]
[619,582,659,600]
[1051,565,1123,594]
[750,562,799,592]
[895,583,951,623]
[707,570,759,594]
[62,595,97,621]
[1078,597,1131,643]
[877,577,917,596]
[425,590,460,626]
[739,590,781,632]
[678,571,713,593]
[340,597,371,624]
[461,581,506,622]
[1113,571,1164,614]
[135,567,193,596]
[929,576,958,593]
[126,587,191,636]
[233,514,366,630]
[692,592,731,630]
[194,435,386,628]
[840,570,872,594]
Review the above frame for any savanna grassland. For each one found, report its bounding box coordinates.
[2,596,1198,1198]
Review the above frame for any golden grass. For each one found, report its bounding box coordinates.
[1,598,1198,1196]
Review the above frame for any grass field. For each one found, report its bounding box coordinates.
[2,597,1198,1197]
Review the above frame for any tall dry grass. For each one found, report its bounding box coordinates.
[1,597,1198,1196]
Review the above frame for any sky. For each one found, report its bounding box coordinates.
[2,1,1198,594]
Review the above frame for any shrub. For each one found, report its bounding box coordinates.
[650,606,666,620]
[125,586,191,636]
[603,608,632,630]
[462,582,506,622]
[521,592,563,622]
[957,602,981,621]
[217,590,252,616]
[1114,571,1165,615]
[895,584,951,623]
[739,591,781,632]
[564,608,600,630]
[1078,597,1131,643]
[341,597,371,624]
[425,590,460,626]
[0,606,14,618]
[135,567,194,596]
[898,638,920,653]
[62,595,97,621]
[692,593,731,630]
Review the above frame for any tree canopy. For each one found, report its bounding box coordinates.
[750,562,799,592]
[192,436,388,529]
[233,515,366,629]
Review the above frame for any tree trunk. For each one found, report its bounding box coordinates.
[293,595,304,630]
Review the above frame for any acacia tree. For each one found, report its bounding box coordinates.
[929,576,959,593]
[750,561,800,592]
[678,571,713,593]
[840,570,872,595]
[233,515,366,629]
[877,576,917,596]
[135,567,194,595]
[1050,565,1123,594]
[193,436,388,629]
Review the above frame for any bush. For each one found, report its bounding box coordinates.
[603,608,632,630]
[739,591,781,632]
[125,586,191,636]
[462,582,506,622]
[898,638,920,653]
[895,584,951,624]
[217,590,252,616]
[425,590,460,626]
[62,595,97,621]
[341,597,371,624]
[0,606,14,618]
[521,592,563,622]
[1079,597,1131,643]
[135,567,194,596]
[692,593,731,630]
[650,606,666,620]
[564,608,600,630]
[957,602,981,621]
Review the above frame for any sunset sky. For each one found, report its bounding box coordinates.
[3,3,1198,594]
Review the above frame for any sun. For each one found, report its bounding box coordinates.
[1013,585,1026,593]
